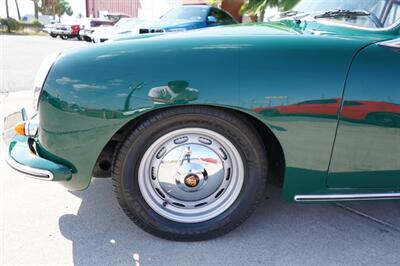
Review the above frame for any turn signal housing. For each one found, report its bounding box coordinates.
[15,122,26,136]
[14,117,39,137]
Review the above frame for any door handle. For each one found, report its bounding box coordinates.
[377,38,400,50]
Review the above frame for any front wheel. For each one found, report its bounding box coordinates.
[60,35,69,40]
[112,107,268,240]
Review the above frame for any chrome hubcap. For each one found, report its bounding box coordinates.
[138,128,244,223]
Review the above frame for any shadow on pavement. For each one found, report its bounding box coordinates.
[59,178,400,265]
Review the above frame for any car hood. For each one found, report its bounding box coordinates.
[111,20,396,43]
[176,20,396,41]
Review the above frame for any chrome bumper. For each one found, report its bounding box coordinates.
[6,146,54,180]
[53,29,73,35]
[3,109,72,181]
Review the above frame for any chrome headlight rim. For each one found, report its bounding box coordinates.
[33,51,62,111]
[166,28,187,32]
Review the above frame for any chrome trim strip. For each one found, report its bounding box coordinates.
[21,108,28,121]
[294,193,400,202]
[377,38,400,49]
[5,153,54,181]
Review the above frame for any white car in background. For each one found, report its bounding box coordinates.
[90,18,145,43]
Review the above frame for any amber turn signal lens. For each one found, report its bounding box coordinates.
[15,122,26,136]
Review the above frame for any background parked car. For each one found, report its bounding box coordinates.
[138,4,236,34]
[44,23,80,40]
[109,4,237,42]
[59,24,80,40]
[79,13,131,42]
[79,19,115,42]
[42,22,58,36]
[91,18,145,43]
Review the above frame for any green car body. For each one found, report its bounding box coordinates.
[7,19,400,203]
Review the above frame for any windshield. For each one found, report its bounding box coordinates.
[292,0,400,29]
[161,6,209,21]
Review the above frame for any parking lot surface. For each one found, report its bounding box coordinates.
[1,35,400,265]
[0,35,86,93]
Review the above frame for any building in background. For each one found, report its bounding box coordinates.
[84,0,246,21]
[182,0,207,4]
[86,0,141,18]
[221,0,244,22]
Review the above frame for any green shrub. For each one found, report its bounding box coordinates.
[21,19,44,30]
[0,17,21,32]
[30,19,43,27]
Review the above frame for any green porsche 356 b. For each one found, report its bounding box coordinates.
[4,0,400,240]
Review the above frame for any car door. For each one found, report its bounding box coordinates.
[327,38,400,188]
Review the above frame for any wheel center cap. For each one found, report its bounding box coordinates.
[174,162,207,193]
[184,174,200,188]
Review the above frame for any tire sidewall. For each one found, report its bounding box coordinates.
[116,110,266,239]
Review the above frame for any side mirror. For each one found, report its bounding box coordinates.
[207,16,218,24]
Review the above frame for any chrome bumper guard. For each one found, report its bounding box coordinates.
[6,150,54,180]
[3,109,72,181]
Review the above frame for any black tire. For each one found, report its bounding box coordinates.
[83,36,92,42]
[112,107,268,241]
[50,33,58,38]
[60,35,69,40]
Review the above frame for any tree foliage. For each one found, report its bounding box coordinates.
[56,0,73,17]
[208,0,239,7]
[240,0,300,21]
[0,17,22,31]
[39,0,73,20]
[40,0,56,15]
[207,0,221,6]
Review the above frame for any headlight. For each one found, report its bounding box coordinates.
[33,52,61,111]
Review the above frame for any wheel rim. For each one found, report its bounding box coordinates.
[138,128,244,223]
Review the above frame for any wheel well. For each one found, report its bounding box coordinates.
[92,105,285,186]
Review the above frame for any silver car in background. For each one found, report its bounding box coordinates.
[90,18,146,43]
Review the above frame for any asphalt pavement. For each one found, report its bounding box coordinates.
[1,35,400,266]
[0,35,86,93]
